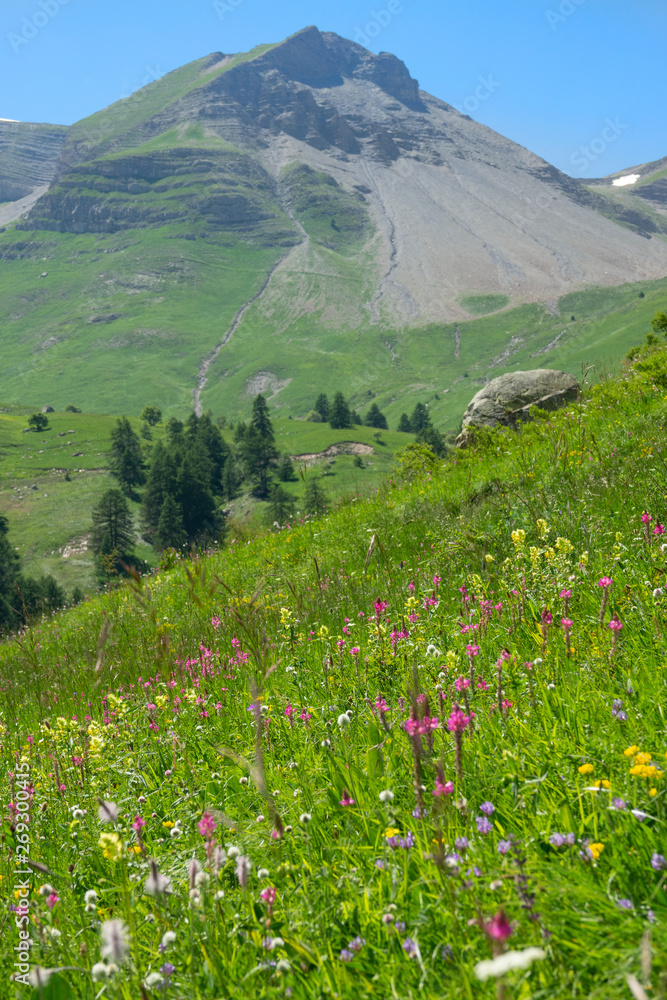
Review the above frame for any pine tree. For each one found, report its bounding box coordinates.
[109,417,145,493]
[305,477,328,516]
[178,452,217,540]
[364,403,388,429]
[0,515,21,632]
[155,495,187,550]
[417,425,446,457]
[223,458,241,501]
[267,484,297,525]
[91,489,136,556]
[409,402,431,434]
[314,393,330,421]
[239,425,278,498]
[397,413,413,433]
[329,392,352,430]
[276,454,296,482]
[141,441,179,540]
[251,394,275,440]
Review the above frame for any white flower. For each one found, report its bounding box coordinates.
[72,808,84,819]
[426,644,441,657]
[235,855,251,890]
[144,972,163,988]
[475,947,546,981]
[100,919,129,964]
[161,931,177,949]
[144,860,172,897]
[98,801,119,824]
[227,845,240,859]
[239,777,248,785]
[215,890,225,900]
[84,890,98,905]
[144,914,155,923]
[39,884,55,897]
[300,813,312,824]
[91,963,110,982]
[276,959,291,972]
[337,712,352,727]
[256,814,265,823]
[379,790,394,803]
[47,928,61,940]
[257,868,270,880]
[29,968,53,989]
[194,871,210,888]
[169,826,181,839]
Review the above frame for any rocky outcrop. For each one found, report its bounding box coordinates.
[456,369,580,446]
[0,122,66,202]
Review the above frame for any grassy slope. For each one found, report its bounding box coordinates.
[0,407,411,592]
[2,351,667,996]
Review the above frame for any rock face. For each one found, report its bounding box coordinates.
[0,122,66,201]
[456,369,580,445]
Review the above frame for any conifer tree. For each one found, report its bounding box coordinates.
[409,402,431,434]
[268,484,297,525]
[0,515,21,632]
[91,489,136,556]
[277,454,296,482]
[155,495,187,550]
[251,393,275,440]
[305,477,328,516]
[240,424,278,499]
[397,413,413,433]
[314,393,330,421]
[329,392,352,430]
[364,403,388,429]
[109,417,145,494]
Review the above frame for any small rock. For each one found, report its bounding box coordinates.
[41,405,54,413]
[73,452,83,457]
[39,272,48,278]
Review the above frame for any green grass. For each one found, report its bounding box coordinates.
[459,293,510,315]
[0,408,411,592]
[3,348,667,996]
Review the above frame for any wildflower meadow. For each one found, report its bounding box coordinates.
[3,353,667,998]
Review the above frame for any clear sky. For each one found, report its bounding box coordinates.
[1,0,664,178]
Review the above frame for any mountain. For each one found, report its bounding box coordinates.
[582,156,667,233]
[0,120,66,226]
[0,26,666,421]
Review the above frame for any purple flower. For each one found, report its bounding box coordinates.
[403,938,418,957]
[550,833,565,847]
[375,859,388,870]
[651,853,667,871]
[441,944,453,961]
[454,837,469,852]
[476,816,493,835]
[632,809,649,822]
[412,807,428,819]
[612,797,626,811]
[497,839,512,855]
[348,936,365,952]
[564,832,576,845]
[479,801,495,816]
[395,921,406,932]
[160,963,175,977]
[611,699,627,721]
[339,949,354,962]
[617,899,633,910]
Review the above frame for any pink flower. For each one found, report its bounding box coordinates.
[373,599,389,617]
[477,679,489,691]
[561,618,573,630]
[197,811,217,839]
[454,677,470,691]
[46,893,59,910]
[433,778,454,797]
[641,512,653,524]
[447,709,473,733]
[339,789,355,807]
[211,616,221,630]
[560,589,572,599]
[408,581,415,591]
[598,577,613,588]
[608,617,623,632]
[486,911,513,942]
[654,524,665,536]
[132,815,146,832]
[433,575,442,588]
[260,887,277,905]
[466,643,480,658]
[404,716,440,736]
[350,647,360,657]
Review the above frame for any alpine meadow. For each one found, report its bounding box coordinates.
[2,14,667,1000]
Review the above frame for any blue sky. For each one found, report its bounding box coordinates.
[1,0,664,177]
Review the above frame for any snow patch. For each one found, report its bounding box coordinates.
[612,174,641,187]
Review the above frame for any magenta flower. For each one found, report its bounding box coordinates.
[447,708,472,733]
[132,815,146,833]
[404,716,440,736]
[641,512,653,524]
[608,617,623,632]
[373,599,389,617]
[598,577,613,588]
[350,647,360,657]
[655,524,666,536]
[339,789,355,807]
[466,643,480,658]
[211,616,221,630]
[46,893,59,909]
[433,778,454,797]
[561,618,573,630]
[454,677,470,692]
[486,911,513,942]
[197,811,217,839]
[559,589,572,599]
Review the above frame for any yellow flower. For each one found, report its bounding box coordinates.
[556,537,574,554]
[649,788,658,797]
[131,845,142,855]
[511,529,526,546]
[536,518,549,539]
[634,752,652,765]
[592,779,611,789]
[624,745,640,758]
[485,554,495,564]
[578,763,594,775]
[630,764,661,779]
[385,827,400,838]
[162,820,175,829]
[579,552,589,566]
[588,842,604,861]
[98,832,123,862]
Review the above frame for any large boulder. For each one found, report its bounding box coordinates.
[456,369,579,446]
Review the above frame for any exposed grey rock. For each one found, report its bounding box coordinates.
[41,405,54,413]
[456,369,579,446]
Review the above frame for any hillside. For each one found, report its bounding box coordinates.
[0,27,666,422]
[2,348,667,997]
